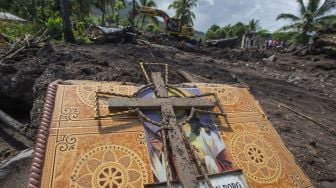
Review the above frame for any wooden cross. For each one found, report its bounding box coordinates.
[109,72,216,188]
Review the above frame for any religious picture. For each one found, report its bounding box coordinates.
[143,125,172,183]
[141,104,179,183]
[139,87,233,183]
[183,114,233,174]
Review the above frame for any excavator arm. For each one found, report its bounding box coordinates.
[132,6,170,23]
[130,6,194,38]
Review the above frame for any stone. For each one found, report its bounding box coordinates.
[266,55,277,62]
[0,149,33,188]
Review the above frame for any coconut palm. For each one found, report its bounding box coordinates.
[247,19,261,32]
[276,0,336,34]
[168,0,198,26]
[134,0,158,29]
[111,0,125,26]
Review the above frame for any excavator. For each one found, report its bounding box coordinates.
[130,6,194,39]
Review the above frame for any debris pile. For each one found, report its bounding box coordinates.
[313,28,336,57]
[207,47,269,62]
[0,30,48,62]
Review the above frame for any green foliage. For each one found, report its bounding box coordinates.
[112,0,126,27]
[73,21,91,43]
[276,0,336,43]
[0,21,34,40]
[134,0,159,30]
[257,29,271,38]
[272,31,302,44]
[247,19,261,32]
[46,17,63,40]
[205,24,224,40]
[205,22,250,40]
[120,18,129,27]
[168,0,197,26]
[145,23,160,33]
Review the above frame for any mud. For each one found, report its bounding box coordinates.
[0,43,335,187]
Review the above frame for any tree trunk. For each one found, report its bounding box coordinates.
[60,0,75,43]
[140,16,145,29]
[41,0,46,21]
[31,0,37,26]
[101,10,106,26]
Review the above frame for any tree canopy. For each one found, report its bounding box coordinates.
[168,0,198,26]
[276,0,336,42]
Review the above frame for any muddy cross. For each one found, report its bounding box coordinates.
[109,72,216,188]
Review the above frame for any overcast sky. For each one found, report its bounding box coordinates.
[154,0,334,32]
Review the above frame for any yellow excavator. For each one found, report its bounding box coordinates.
[130,6,194,38]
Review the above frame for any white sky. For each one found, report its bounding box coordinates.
[154,0,335,32]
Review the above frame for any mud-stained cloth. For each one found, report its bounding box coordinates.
[28,81,312,188]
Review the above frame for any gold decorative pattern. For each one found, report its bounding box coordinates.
[60,107,80,121]
[288,173,312,188]
[56,135,77,152]
[230,132,281,183]
[76,85,116,108]
[242,101,257,112]
[214,87,240,105]
[136,133,146,146]
[256,123,269,132]
[70,145,148,188]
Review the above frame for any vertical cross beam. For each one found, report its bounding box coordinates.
[151,72,198,188]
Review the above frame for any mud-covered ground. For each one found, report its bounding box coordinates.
[0,42,335,187]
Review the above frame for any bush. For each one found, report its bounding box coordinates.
[271,31,308,44]
[0,21,34,41]
[46,17,63,40]
[145,24,160,33]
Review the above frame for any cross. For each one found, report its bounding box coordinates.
[109,72,216,188]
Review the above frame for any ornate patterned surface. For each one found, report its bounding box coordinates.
[36,81,312,188]
[70,145,148,188]
[76,85,116,108]
[56,135,77,152]
[214,87,240,105]
[60,108,80,121]
[230,132,281,183]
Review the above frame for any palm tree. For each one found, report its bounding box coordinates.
[168,0,197,26]
[135,0,158,29]
[247,19,261,33]
[60,0,75,43]
[112,0,126,26]
[276,0,336,35]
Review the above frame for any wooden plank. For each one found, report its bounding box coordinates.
[151,72,199,188]
[108,98,215,109]
[152,72,169,97]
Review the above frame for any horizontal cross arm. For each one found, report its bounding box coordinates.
[109,98,215,110]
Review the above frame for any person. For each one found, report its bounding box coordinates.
[188,116,232,174]
[264,40,269,49]
[268,39,273,49]
[197,38,203,48]
[149,135,168,182]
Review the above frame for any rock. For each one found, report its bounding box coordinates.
[266,55,277,62]
[286,43,297,52]
[0,65,17,74]
[318,181,336,188]
[37,42,55,58]
[0,149,33,188]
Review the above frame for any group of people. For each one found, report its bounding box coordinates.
[264,39,285,49]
